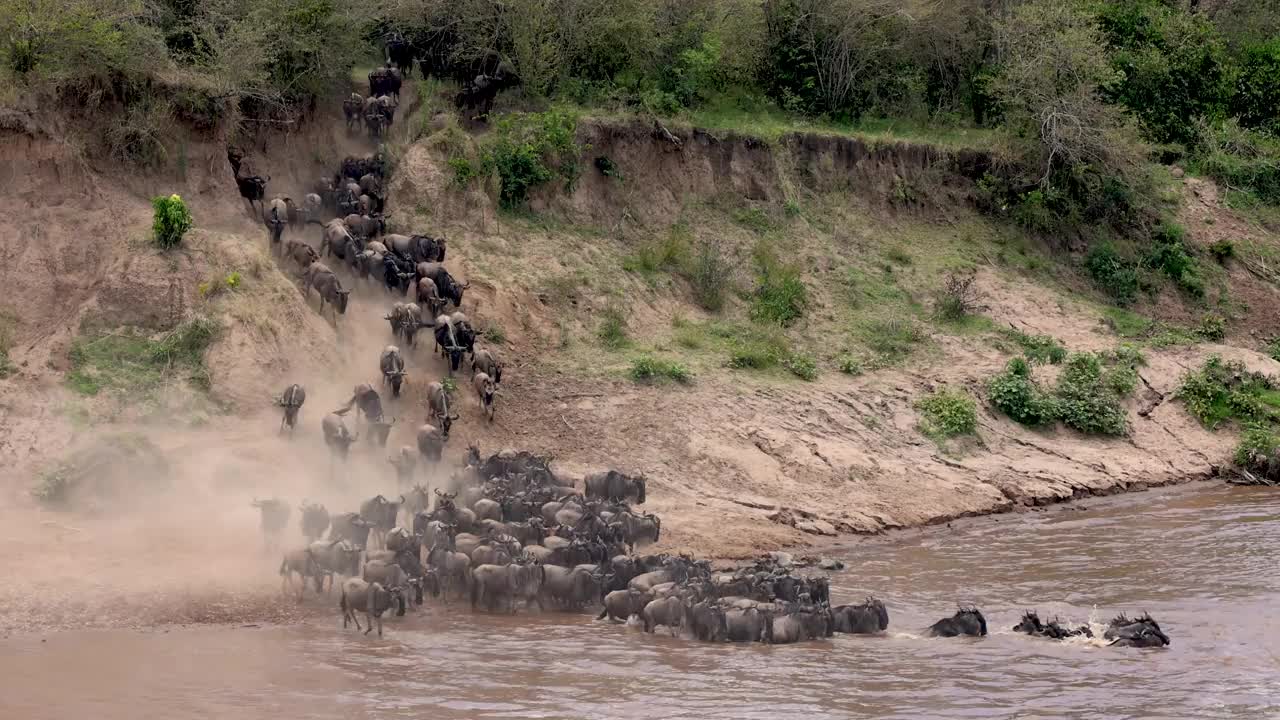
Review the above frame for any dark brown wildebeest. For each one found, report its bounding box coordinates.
[264,197,288,252]
[380,345,407,398]
[343,92,364,131]
[425,381,458,437]
[928,608,987,637]
[276,383,306,432]
[329,512,373,549]
[300,501,330,542]
[302,262,351,320]
[235,173,268,216]
[251,497,290,550]
[416,277,446,318]
[584,470,647,505]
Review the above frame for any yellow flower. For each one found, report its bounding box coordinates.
[170,194,181,202]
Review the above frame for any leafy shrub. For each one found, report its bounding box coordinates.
[1208,239,1235,263]
[934,270,981,321]
[917,388,978,439]
[441,376,458,395]
[1054,352,1129,436]
[630,355,691,384]
[152,194,193,249]
[838,355,863,376]
[1267,338,1280,363]
[1234,425,1280,480]
[449,157,480,187]
[1197,313,1227,341]
[484,323,507,345]
[750,246,806,327]
[1085,243,1139,304]
[1146,222,1203,298]
[1176,355,1278,429]
[988,358,1058,427]
[688,237,732,312]
[783,352,818,381]
[482,111,579,210]
[1231,39,1280,135]
[597,305,629,349]
[725,326,789,371]
[1013,332,1067,364]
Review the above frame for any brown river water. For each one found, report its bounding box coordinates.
[3,483,1278,720]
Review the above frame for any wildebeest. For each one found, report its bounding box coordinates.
[340,577,399,637]
[279,546,324,600]
[641,596,685,635]
[416,423,444,463]
[416,277,446,317]
[597,588,651,622]
[300,193,324,225]
[264,197,288,251]
[329,512,373,549]
[336,383,385,424]
[308,538,361,591]
[540,565,603,610]
[380,345,406,397]
[832,598,890,634]
[426,540,472,603]
[585,470,647,505]
[387,302,429,346]
[368,63,402,100]
[928,607,988,637]
[685,600,728,642]
[431,489,476,533]
[434,315,466,373]
[345,213,386,242]
[390,446,417,487]
[251,497,290,550]
[767,605,832,644]
[276,383,306,432]
[403,483,431,519]
[284,239,319,270]
[361,561,409,616]
[471,348,503,384]
[1013,611,1091,640]
[343,92,364,131]
[416,262,467,307]
[323,219,360,261]
[360,494,404,550]
[473,371,496,422]
[1104,613,1169,648]
[300,501,330,541]
[611,510,660,552]
[455,70,520,121]
[235,173,268,216]
[384,31,415,75]
[302,262,351,319]
[321,412,358,459]
[724,607,770,643]
[425,381,458,437]
[471,560,546,613]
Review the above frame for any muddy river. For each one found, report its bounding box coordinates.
[3,483,1277,719]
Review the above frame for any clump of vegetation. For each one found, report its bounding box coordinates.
[66,316,219,397]
[1266,338,1280,363]
[152,194,192,249]
[988,358,1059,427]
[1197,313,1227,341]
[1234,425,1280,482]
[1176,356,1280,429]
[860,318,923,365]
[481,111,579,210]
[783,352,818,381]
[0,316,14,379]
[688,237,732,312]
[1209,239,1236,263]
[917,387,978,440]
[198,271,243,298]
[596,305,629,349]
[750,244,806,327]
[838,355,863,376]
[934,271,982,321]
[1146,222,1204,298]
[1086,243,1140,305]
[624,229,688,276]
[441,376,458,395]
[630,355,691,384]
[1008,330,1067,364]
[721,324,790,371]
[449,157,481,188]
[484,323,507,345]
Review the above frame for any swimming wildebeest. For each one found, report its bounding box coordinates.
[1012,611,1091,640]
[380,345,406,398]
[425,381,458,437]
[340,577,399,637]
[832,598,890,634]
[1104,613,1169,648]
[301,262,351,320]
[928,608,988,637]
[275,383,306,433]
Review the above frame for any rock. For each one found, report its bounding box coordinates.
[794,519,837,536]
[1171,167,1185,178]
[818,558,845,571]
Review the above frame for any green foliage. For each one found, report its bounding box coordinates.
[838,355,863,376]
[783,352,818,381]
[1146,222,1204,297]
[0,315,13,379]
[1191,121,1280,205]
[1176,355,1280,430]
[484,323,507,345]
[596,305,629,349]
[934,271,980,321]
[861,318,923,365]
[152,194,192,249]
[750,244,806,327]
[1267,338,1280,363]
[66,316,219,397]
[1197,313,1227,342]
[630,355,691,384]
[723,324,790,371]
[988,357,1059,427]
[1085,243,1140,304]
[917,387,978,439]
[1008,331,1066,365]
[449,157,480,188]
[1209,239,1236,263]
[623,230,688,276]
[1230,39,1280,135]
[1234,425,1280,480]
[1098,0,1235,146]
[688,237,732,312]
[441,376,458,395]
[481,111,579,210]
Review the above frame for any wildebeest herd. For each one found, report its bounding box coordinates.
[241,41,1168,650]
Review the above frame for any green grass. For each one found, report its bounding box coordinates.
[597,305,630,349]
[630,355,692,384]
[65,317,219,397]
[622,227,689,276]
[916,387,978,441]
[988,350,1140,436]
[782,351,818,381]
[1003,329,1067,364]
[856,318,924,366]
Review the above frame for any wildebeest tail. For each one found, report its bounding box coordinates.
[596,606,608,621]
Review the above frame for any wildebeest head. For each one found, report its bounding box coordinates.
[335,289,351,314]
[1014,611,1044,635]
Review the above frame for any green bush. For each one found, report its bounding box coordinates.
[482,111,579,210]
[783,352,818,381]
[597,305,629,349]
[1054,352,1129,435]
[484,323,507,345]
[449,157,480,187]
[66,316,219,397]
[1085,243,1139,304]
[1208,239,1236,263]
[917,388,978,438]
[1146,222,1204,298]
[630,355,691,384]
[988,357,1058,427]
[862,318,923,364]
[1197,313,1227,341]
[1266,338,1280,363]
[934,271,980,321]
[1176,355,1279,429]
[1234,425,1280,480]
[688,237,731,312]
[750,246,806,327]
[1013,332,1067,365]
[152,194,193,249]
[838,355,863,376]
[1229,39,1280,135]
